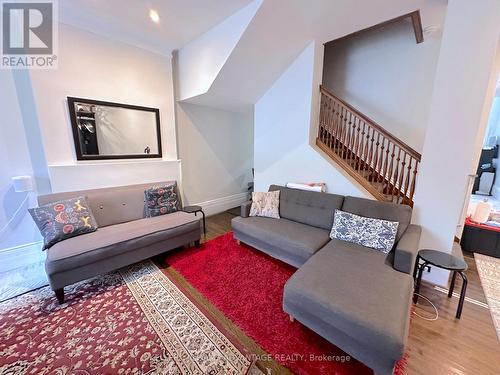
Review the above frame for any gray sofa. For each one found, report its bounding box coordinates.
[38,181,201,304]
[231,185,421,375]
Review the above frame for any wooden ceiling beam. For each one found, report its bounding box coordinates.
[325,10,424,45]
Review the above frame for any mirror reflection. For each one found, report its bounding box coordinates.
[68,97,162,160]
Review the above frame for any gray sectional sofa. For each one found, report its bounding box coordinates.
[231,185,421,375]
[38,181,201,304]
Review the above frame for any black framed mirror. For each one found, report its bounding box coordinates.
[68,97,162,160]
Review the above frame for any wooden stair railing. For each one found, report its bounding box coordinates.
[317,85,421,206]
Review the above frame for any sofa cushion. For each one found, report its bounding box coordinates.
[144,182,180,217]
[341,196,412,241]
[29,196,98,250]
[46,211,200,275]
[231,216,330,265]
[250,190,280,219]
[269,185,344,230]
[284,239,412,361]
[330,209,399,253]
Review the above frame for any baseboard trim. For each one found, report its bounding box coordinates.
[192,192,248,217]
[0,241,44,273]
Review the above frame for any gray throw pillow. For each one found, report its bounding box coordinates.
[144,182,180,218]
[329,209,399,253]
[29,196,98,250]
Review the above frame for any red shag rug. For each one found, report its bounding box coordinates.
[163,232,408,375]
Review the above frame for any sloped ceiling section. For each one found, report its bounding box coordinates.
[177,0,264,101]
[179,0,311,110]
[178,0,426,111]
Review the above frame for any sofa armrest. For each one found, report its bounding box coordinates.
[393,224,422,275]
[240,201,252,218]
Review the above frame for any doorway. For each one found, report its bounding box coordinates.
[461,76,500,258]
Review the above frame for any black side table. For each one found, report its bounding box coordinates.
[413,249,468,319]
[183,205,206,235]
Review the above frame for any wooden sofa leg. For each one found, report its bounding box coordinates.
[194,240,201,248]
[55,288,64,304]
[289,314,294,322]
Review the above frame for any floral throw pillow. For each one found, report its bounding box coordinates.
[144,183,180,218]
[29,196,98,250]
[249,191,280,219]
[329,209,399,253]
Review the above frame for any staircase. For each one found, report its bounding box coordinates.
[317,85,421,206]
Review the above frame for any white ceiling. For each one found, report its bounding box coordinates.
[60,0,253,55]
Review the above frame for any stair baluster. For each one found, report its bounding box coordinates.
[397,151,408,204]
[409,161,418,204]
[357,121,367,172]
[345,111,353,162]
[316,85,421,206]
[391,148,402,203]
[382,140,391,182]
[403,155,412,203]
[323,96,329,145]
[341,107,349,160]
[376,136,385,183]
[349,113,357,165]
[372,132,381,182]
[326,97,332,147]
[367,129,375,182]
[353,118,361,169]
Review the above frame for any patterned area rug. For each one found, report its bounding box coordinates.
[0,260,253,374]
[475,253,500,341]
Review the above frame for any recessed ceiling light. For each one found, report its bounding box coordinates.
[149,9,160,24]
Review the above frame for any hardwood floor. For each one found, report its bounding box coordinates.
[405,254,500,375]
[202,210,500,375]
[0,260,47,302]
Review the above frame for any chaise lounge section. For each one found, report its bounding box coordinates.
[231,185,421,374]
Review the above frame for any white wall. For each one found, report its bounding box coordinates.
[0,71,41,250]
[413,0,500,286]
[177,103,254,215]
[322,3,447,153]
[254,42,371,197]
[48,160,181,193]
[29,24,180,190]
